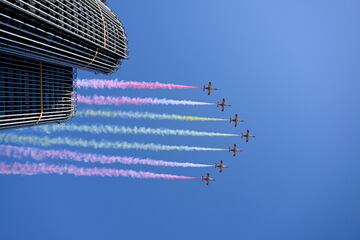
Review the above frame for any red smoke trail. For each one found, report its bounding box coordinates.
[0,145,212,168]
[77,95,213,106]
[0,162,201,180]
[76,79,198,90]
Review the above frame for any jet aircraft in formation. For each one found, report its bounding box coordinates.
[214,160,228,173]
[201,82,255,185]
[228,144,242,157]
[241,129,255,143]
[203,81,218,95]
[201,173,215,185]
[217,98,231,112]
[229,113,244,127]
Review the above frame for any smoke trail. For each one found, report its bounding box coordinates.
[76,79,198,90]
[0,162,200,180]
[76,110,226,122]
[0,145,212,168]
[0,134,227,152]
[77,95,213,106]
[38,124,240,137]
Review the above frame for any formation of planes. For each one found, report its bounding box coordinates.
[200,81,256,186]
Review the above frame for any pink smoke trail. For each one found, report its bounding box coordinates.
[0,145,212,168]
[77,95,213,106]
[76,79,198,90]
[0,162,200,180]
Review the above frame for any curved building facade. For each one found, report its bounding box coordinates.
[0,0,128,74]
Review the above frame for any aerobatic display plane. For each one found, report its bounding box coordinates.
[217,98,231,112]
[241,129,255,143]
[229,113,244,127]
[203,81,218,95]
[201,173,215,185]
[215,160,228,173]
[228,144,242,157]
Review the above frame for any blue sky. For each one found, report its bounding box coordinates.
[1,0,360,239]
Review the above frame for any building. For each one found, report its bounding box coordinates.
[0,0,128,130]
[0,0,128,74]
[0,52,75,129]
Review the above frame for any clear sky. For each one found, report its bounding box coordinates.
[1,0,360,239]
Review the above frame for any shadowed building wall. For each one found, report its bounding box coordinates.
[0,0,128,74]
[0,53,75,129]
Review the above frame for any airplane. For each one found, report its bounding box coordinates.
[228,144,242,157]
[217,98,231,112]
[203,81,218,95]
[201,173,215,186]
[229,114,244,127]
[215,160,228,173]
[241,129,255,143]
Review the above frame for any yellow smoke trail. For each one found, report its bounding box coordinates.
[37,124,240,137]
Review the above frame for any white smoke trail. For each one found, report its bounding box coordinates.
[0,134,227,152]
[37,124,240,137]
